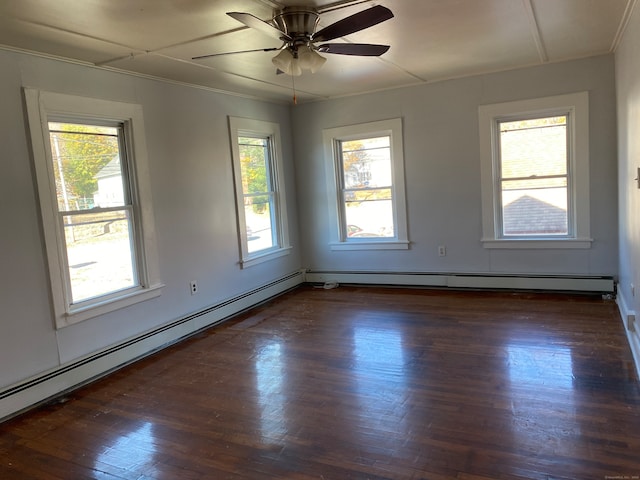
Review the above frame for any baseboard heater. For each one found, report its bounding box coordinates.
[304,271,615,293]
[616,289,640,378]
[0,270,304,422]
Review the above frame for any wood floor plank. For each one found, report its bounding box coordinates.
[1,286,639,479]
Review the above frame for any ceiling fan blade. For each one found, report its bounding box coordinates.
[312,5,393,43]
[192,47,280,60]
[227,12,291,41]
[317,43,390,56]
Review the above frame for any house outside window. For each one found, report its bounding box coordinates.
[340,136,394,238]
[498,115,569,237]
[24,89,163,327]
[479,92,591,249]
[48,122,138,303]
[229,117,290,267]
[323,118,408,250]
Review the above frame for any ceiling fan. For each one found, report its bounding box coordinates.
[192,5,393,76]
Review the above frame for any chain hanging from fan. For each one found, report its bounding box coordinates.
[193,5,393,76]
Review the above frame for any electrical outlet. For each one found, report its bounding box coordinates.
[627,315,636,333]
[438,245,446,257]
[189,280,198,295]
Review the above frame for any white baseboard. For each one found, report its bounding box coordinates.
[304,271,615,293]
[616,288,640,378]
[0,271,304,421]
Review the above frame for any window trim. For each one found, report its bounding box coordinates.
[229,117,291,268]
[24,88,163,328]
[323,118,409,251]
[478,92,592,249]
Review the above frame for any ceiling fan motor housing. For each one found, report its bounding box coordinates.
[273,7,320,41]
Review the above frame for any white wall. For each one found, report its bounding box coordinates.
[615,3,640,367]
[292,55,618,278]
[0,50,301,396]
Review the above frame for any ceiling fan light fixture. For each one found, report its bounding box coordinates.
[297,45,326,73]
[272,48,302,76]
[272,45,326,76]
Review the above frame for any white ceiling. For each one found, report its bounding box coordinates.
[0,0,635,103]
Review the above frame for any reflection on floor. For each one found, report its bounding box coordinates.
[1,285,639,479]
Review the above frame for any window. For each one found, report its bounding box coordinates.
[479,92,591,248]
[323,118,408,250]
[24,89,163,327]
[499,115,569,236]
[229,117,290,267]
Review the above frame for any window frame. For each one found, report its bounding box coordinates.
[229,117,291,268]
[478,92,592,249]
[323,118,409,251]
[24,88,163,328]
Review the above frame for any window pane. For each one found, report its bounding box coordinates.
[502,182,568,236]
[345,188,394,238]
[239,137,269,194]
[48,123,123,211]
[63,209,137,303]
[345,188,393,202]
[341,137,392,189]
[499,116,567,179]
[239,134,276,255]
[342,136,390,152]
[340,136,394,238]
[499,115,569,237]
[245,198,275,253]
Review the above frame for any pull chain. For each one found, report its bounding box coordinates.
[291,74,297,105]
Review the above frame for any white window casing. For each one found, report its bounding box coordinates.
[24,88,163,328]
[478,92,591,249]
[323,118,409,251]
[229,117,291,268]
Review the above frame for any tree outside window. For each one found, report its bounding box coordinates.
[48,122,137,304]
[339,136,394,238]
[229,117,290,267]
[238,136,276,253]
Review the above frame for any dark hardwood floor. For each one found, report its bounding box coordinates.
[1,285,640,479]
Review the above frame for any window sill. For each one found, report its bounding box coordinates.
[60,283,165,328]
[241,246,292,268]
[330,240,410,251]
[481,238,593,249]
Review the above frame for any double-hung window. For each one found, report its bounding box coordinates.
[229,117,290,267]
[498,115,569,236]
[323,118,408,250]
[24,89,162,327]
[479,92,591,248]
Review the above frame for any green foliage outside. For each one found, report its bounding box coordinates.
[341,138,390,205]
[49,123,119,209]
[342,139,369,185]
[239,137,269,214]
